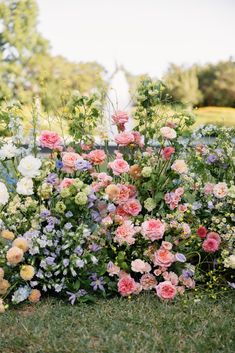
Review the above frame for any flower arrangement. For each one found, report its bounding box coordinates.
[0,81,234,312]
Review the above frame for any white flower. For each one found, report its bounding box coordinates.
[0,182,9,205]
[0,142,19,160]
[16,177,34,195]
[160,127,177,140]
[18,155,42,178]
[224,254,235,269]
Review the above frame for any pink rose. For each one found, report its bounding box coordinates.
[161,241,173,250]
[118,276,137,296]
[156,281,177,300]
[123,199,142,216]
[115,185,130,204]
[112,111,129,127]
[39,130,62,150]
[153,249,175,267]
[213,182,228,199]
[59,178,75,189]
[131,259,151,274]
[204,183,214,195]
[140,273,157,290]
[115,132,134,146]
[88,149,106,165]
[162,271,179,285]
[62,152,81,173]
[202,238,220,253]
[141,219,165,241]
[161,146,175,160]
[160,126,177,139]
[114,221,136,245]
[207,232,221,244]
[171,160,188,174]
[132,131,143,147]
[197,226,208,239]
[107,261,120,276]
[108,158,130,175]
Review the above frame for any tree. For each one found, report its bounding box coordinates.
[164,64,202,107]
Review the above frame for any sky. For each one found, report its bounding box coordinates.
[37,0,235,78]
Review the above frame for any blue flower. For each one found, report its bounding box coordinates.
[56,160,63,169]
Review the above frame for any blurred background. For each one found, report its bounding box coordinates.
[0,0,235,131]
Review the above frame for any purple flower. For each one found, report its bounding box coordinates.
[67,289,87,305]
[63,259,69,267]
[46,256,56,265]
[75,159,92,171]
[90,274,105,291]
[74,246,83,256]
[207,154,218,164]
[175,253,186,262]
[45,224,54,232]
[208,201,214,209]
[46,173,58,185]
[182,269,194,278]
[40,210,51,218]
[107,203,116,213]
[75,259,85,268]
[91,210,101,223]
[89,243,102,252]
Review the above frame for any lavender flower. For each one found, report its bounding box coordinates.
[64,222,73,230]
[56,160,63,169]
[90,273,105,291]
[75,159,92,171]
[46,173,58,185]
[67,289,87,305]
[207,154,218,164]
[74,246,83,256]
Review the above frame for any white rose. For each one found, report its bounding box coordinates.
[131,259,151,274]
[16,177,34,195]
[160,127,177,140]
[224,254,235,269]
[18,155,42,178]
[0,182,9,205]
[0,142,19,160]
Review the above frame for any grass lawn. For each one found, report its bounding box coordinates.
[194,107,235,127]
[0,293,234,353]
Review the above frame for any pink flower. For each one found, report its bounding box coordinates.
[118,276,137,296]
[171,160,188,174]
[62,152,81,173]
[123,199,142,216]
[88,149,106,165]
[107,261,120,276]
[197,226,207,239]
[140,273,157,290]
[59,178,75,189]
[108,158,130,175]
[175,187,184,197]
[39,130,62,150]
[132,131,143,147]
[115,185,130,204]
[131,259,151,274]
[161,241,173,250]
[112,111,129,131]
[207,232,221,244]
[204,183,214,195]
[161,146,175,160]
[213,182,228,199]
[160,126,177,139]
[141,219,165,241]
[115,205,129,221]
[202,238,220,253]
[156,281,177,300]
[153,249,175,267]
[114,221,136,245]
[162,271,179,285]
[115,132,134,146]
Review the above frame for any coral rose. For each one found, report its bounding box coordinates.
[153,249,175,267]
[161,146,175,160]
[197,226,207,239]
[156,281,177,300]
[88,149,106,165]
[7,246,24,265]
[28,289,41,303]
[39,131,62,150]
[118,276,136,296]
[114,221,136,245]
[141,219,165,241]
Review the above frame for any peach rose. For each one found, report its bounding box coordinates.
[62,152,80,173]
[12,237,29,253]
[88,149,106,165]
[108,158,130,175]
[105,184,120,201]
[131,259,151,274]
[156,281,177,300]
[153,248,175,267]
[123,199,142,216]
[118,276,137,296]
[213,182,228,199]
[141,219,165,241]
[115,132,134,146]
[28,289,41,303]
[0,267,4,280]
[171,160,188,174]
[129,164,142,179]
[140,273,157,290]
[114,221,136,245]
[59,178,75,189]
[160,126,177,140]
[0,279,10,295]
[39,131,62,150]
[1,230,14,240]
[6,246,24,265]
[115,185,130,204]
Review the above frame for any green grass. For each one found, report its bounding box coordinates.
[0,294,234,353]
[194,106,235,127]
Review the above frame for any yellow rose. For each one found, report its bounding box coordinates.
[12,237,29,253]
[6,246,24,265]
[28,289,41,303]
[0,279,10,295]
[20,265,35,281]
[1,230,15,240]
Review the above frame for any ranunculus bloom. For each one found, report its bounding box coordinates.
[6,246,24,265]
[123,199,142,216]
[202,238,220,253]
[129,164,142,179]
[160,126,177,140]
[132,131,143,147]
[213,182,228,199]
[60,178,75,189]
[114,221,136,245]
[156,281,177,300]
[108,158,130,175]
[131,259,151,274]
[39,130,62,150]
[171,160,188,174]
[62,152,80,173]
[118,276,137,296]
[88,149,106,165]
[153,249,175,267]
[207,232,221,244]
[141,219,165,241]
[115,132,134,146]
[197,226,207,238]
[161,146,175,160]
[28,289,41,303]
